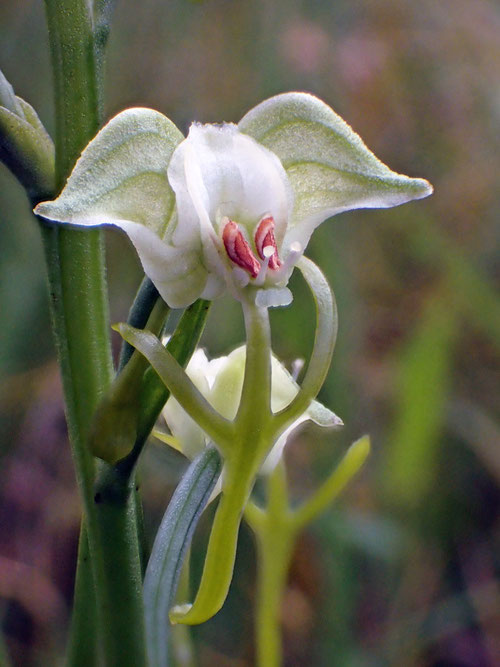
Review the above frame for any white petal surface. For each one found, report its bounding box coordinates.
[163,349,212,460]
[167,123,293,256]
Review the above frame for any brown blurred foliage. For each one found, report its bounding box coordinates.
[0,0,499,665]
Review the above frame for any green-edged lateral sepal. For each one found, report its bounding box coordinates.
[239,92,433,247]
[35,107,182,235]
[34,108,212,307]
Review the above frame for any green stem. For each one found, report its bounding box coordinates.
[65,524,98,667]
[170,301,274,626]
[43,1,146,664]
[246,463,295,667]
[92,464,147,665]
[236,298,272,427]
[249,439,371,667]
[254,527,293,667]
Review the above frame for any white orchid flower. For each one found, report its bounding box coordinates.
[34,92,432,308]
[158,345,342,473]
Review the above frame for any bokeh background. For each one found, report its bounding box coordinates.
[1,0,499,665]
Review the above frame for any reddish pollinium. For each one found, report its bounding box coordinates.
[254,215,282,270]
[223,219,261,278]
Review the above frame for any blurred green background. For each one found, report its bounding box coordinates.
[1,0,499,665]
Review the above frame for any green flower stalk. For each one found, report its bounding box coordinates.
[245,436,371,667]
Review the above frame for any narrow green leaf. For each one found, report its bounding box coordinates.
[118,277,162,372]
[0,69,23,116]
[144,446,222,667]
[384,294,456,505]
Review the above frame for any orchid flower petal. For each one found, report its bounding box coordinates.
[239,92,433,251]
[35,94,432,309]
[162,345,340,471]
[36,107,182,234]
[168,123,293,248]
[34,108,214,307]
[166,123,293,302]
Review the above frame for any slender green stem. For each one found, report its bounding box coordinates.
[248,439,371,666]
[65,524,98,667]
[245,463,295,667]
[43,1,147,664]
[236,298,272,427]
[170,301,274,626]
[254,527,293,667]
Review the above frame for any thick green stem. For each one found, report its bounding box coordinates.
[92,465,147,665]
[43,1,146,664]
